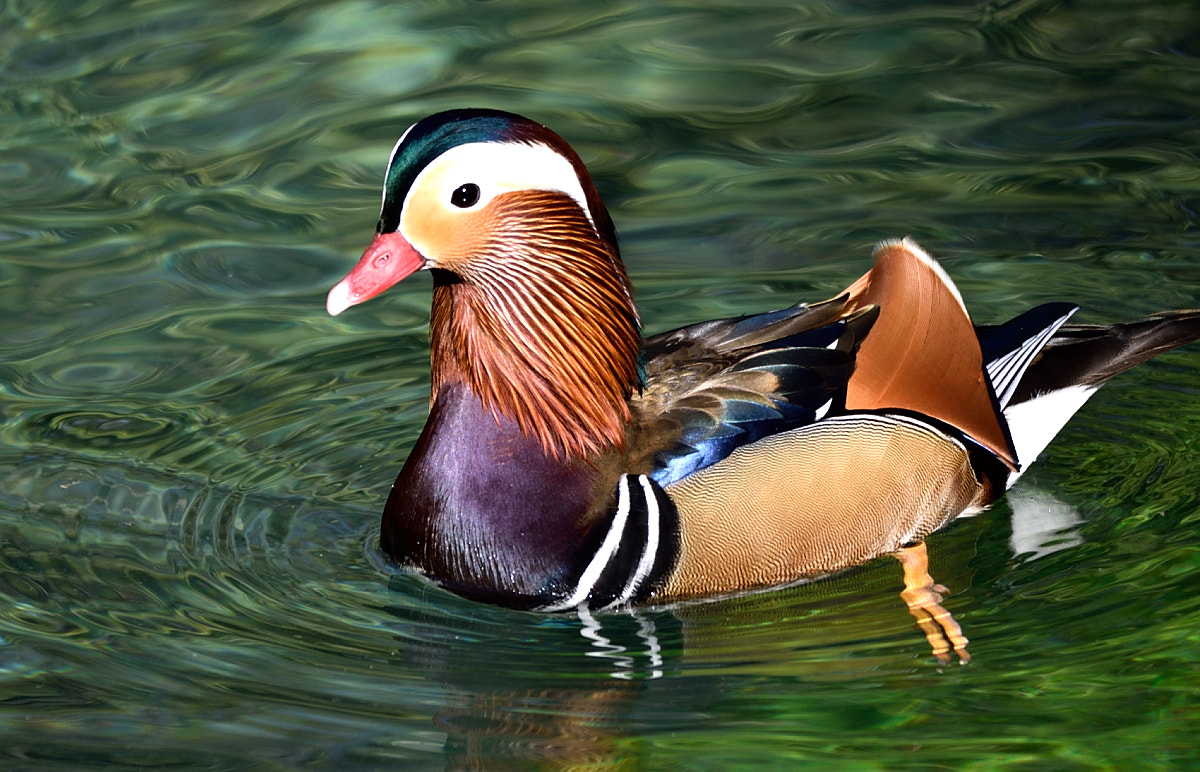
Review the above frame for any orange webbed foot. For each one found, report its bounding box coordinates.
[893,541,970,664]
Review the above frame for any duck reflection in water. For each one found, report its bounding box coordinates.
[385,584,673,770]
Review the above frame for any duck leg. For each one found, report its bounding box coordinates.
[893,541,970,664]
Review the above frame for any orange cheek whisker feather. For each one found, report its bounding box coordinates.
[430,192,641,460]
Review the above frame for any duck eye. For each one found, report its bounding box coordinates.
[450,183,481,208]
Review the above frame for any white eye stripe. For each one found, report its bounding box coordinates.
[380,122,418,218]
[404,141,597,232]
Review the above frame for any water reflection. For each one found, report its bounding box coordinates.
[381,546,986,768]
[577,607,664,680]
[1006,487,1084,561]
[382,584,665,769]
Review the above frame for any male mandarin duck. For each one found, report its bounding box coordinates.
[327,108,1200,662]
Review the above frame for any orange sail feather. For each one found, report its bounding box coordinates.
[843,239,1017,469]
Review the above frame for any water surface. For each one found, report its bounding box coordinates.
[3,1,1200,768]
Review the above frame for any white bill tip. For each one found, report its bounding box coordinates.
[326,280,354,317]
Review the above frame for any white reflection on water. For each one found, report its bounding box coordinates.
[1007,487,1085,561]
[578,606,664,680]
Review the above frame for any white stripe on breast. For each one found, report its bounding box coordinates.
[612,475,660,606]
[540,474,633,611]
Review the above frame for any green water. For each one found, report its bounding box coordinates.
[3,0,1200,768]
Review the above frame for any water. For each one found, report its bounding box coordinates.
[3,0,1200,768]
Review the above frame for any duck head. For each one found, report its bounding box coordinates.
[326,109,643,460]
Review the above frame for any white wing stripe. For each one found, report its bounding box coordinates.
[987,308,1077,408]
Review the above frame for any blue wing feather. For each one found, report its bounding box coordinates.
[637,298,876,485]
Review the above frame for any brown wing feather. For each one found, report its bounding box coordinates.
[619,297,874,474]
[843,238,1017,469]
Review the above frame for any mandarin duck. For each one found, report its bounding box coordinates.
[327,108,1200,662]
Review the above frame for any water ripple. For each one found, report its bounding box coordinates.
[3,0,1200,766]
